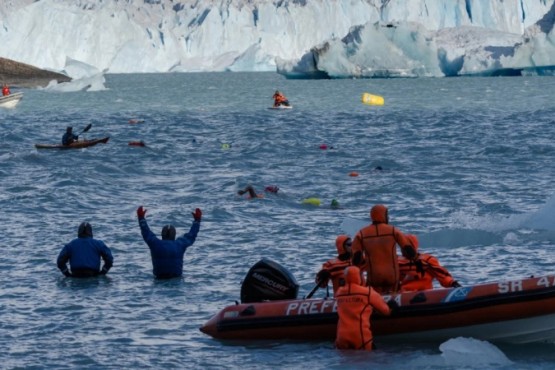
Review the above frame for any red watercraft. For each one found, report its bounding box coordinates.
[200,259,555,344]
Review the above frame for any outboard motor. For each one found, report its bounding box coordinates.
[240,258,299,303]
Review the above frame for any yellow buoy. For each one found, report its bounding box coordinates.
[302,198,321,206]
[361,92,384,106]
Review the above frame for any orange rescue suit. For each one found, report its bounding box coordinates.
[335,266,390,351]
[351,223,412,293]
[351,204,414,294]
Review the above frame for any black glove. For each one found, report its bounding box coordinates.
[451,280,462,288]
[402,245,416,260]
[386,299,398,316]
[414,260,425,276]
[316,270,330,287]
[61,268,72,277]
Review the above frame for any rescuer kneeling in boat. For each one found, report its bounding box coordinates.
[398,234,461,292]
[315,235,353,296]
[351,204,416,293]
[137,205,201,279]
[335,266,392,351]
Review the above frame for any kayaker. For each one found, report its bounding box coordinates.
[398,234,461,291]
[137,205,202,279]
[57,222,114,278]
[272,90,290,107]
[335,266,391,351]
[62,126,79,146]
[2,84,10,96]
[314,235,353,296]
[351,204,416,293]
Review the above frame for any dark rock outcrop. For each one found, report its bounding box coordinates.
[0,57,71,88]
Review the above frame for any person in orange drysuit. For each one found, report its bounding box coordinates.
[315,235,353,296]
[351,204,416,294]
[399,234,461,292]
[2,84,11,96]
[272,90,290,107]
[335,266,391,351]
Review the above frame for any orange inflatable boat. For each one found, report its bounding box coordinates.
[200,259,555,344]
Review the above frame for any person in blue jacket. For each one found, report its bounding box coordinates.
[62,126,79,146]
[57,222,114,278]
[137,205,202,279]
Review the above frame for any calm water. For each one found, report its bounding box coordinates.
[1,72,555,369]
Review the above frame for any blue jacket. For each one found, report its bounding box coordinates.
[62,132,78,145]
[57,237,114,277]
[139,218,200,278]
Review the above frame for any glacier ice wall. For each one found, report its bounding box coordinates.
[0,0,554,77]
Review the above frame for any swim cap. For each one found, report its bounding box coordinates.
[370,204,389,224]
[264,185,279,194]
[161,225,176,240]
[78,222,93,238]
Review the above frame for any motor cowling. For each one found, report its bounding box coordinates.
[240,258,299,303]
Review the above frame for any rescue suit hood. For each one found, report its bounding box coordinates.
[335,235,351,255]
[344,266,362,286]
[370,204,388,224]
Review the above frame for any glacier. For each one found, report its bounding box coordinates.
[1,0,555,79]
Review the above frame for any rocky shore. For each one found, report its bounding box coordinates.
[0,57,71,88]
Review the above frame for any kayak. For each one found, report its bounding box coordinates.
[0,92,24,109]
[35,137,110,150]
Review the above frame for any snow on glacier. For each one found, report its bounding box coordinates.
[0,0,554,78]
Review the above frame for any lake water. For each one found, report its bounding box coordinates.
[1,72,554,369]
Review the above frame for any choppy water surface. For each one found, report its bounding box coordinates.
[1,72,555,369]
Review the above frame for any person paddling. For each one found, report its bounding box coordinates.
[62,126,79,146]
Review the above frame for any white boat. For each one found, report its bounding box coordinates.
[268,104,293,110]
[0,92,24,108]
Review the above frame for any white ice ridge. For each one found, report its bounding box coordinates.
[1,0,554,78]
